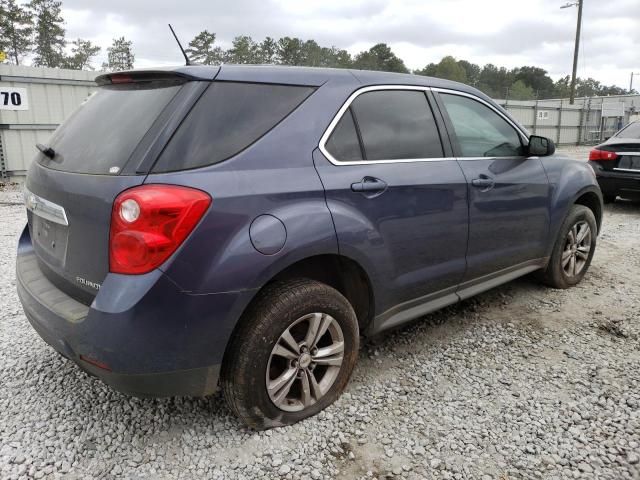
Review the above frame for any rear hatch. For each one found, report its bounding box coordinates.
[24,71,208,305]
[592,123,640,174]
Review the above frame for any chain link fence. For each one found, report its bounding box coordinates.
[497,94,640,146]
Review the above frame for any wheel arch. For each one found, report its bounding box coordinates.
[221,253,375,371]
[264,253,375,332]
[573,188,603,234]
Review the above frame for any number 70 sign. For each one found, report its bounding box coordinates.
[0,87,29,110]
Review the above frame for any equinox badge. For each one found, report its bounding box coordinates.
[76,276,101,290]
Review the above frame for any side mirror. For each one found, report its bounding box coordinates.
[528,135,556,157]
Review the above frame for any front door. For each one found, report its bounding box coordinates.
[435,90,550,283]
[314,88,469,324]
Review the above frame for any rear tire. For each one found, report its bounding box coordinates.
[539,205,597,289]
[221,279,359,429]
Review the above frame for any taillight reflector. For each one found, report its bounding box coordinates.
[79,355,112,371]
[110,185,211,275]
[588,149,619,161]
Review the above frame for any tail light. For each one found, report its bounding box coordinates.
[588,148,619,161]
[110,185,211,275]
[109,74,134,84]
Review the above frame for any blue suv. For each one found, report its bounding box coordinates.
[17,65,602,428]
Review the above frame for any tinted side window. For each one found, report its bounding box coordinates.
[153,82,314,172]
[440,93,523,157]
[325,108,363,161]
[350,90,443,160]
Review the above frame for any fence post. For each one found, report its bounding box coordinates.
[533,98,539,135]
[577,98,585,145]
[557,99,563,145]
[586,97,592,144]
[0,132,7,181]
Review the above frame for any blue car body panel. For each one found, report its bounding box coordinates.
[16,65,602,397]
[456,156,551,280]
[312,149,469,319]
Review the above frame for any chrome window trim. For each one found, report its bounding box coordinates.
[613,168,640,173]
[318,85,530,166]
[318,85,449,166]
[23,187,69,226]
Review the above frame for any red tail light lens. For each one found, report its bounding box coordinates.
[109,74,134,84]
[110,185,211,275]
[588,149,619,161]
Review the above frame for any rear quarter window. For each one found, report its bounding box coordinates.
[152,82,314,172]
[325,108,363,162]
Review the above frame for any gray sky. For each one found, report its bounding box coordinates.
[61,0,639,89]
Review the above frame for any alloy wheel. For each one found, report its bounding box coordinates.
[266,312,344,412]
[561,220,592,278]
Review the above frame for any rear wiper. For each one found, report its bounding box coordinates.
[36,143,56,159]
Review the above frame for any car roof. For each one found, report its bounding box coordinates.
[112,64,490,101]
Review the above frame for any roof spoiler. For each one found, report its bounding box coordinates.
[95,70,195,86]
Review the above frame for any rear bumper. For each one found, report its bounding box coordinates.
[16,226,254,397]
[589,162,640,196]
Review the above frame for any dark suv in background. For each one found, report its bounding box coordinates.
[17,65,602,428]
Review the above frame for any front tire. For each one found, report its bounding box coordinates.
[539,204,597,289]
[221,279,359,429]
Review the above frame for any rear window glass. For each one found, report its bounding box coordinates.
[40,81,182,174]
[616,122,640,139]
[152,82,314,172]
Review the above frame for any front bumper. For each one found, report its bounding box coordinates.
[16,226,253,398]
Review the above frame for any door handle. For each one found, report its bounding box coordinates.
[351,177,388,193]
[471,176,495,189]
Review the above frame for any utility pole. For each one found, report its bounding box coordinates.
[561,0,583,104]
[631,72,640,93]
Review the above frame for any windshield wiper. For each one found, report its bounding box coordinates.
[36,143,56,159]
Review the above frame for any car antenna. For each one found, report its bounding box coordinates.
[168,23,192,66]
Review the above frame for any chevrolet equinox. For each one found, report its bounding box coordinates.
[17,65,603,428]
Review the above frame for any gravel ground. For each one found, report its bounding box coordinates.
[1,162,639,479]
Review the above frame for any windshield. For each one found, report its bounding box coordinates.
[616,122,640,139]
[39,81,182,175]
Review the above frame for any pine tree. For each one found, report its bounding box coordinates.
[227,35,259,64]
[63,38,101,70]
[352,43,408,73]
[277,37,304,66]
[0,0,34,65]
[103,37,135,71]
[185,30,223,65]
[29,0,66,67]
[258,36,278,64]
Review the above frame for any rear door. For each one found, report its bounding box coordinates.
[24,75,204,304]
[434,89,550,284]
[314,87,469,323]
